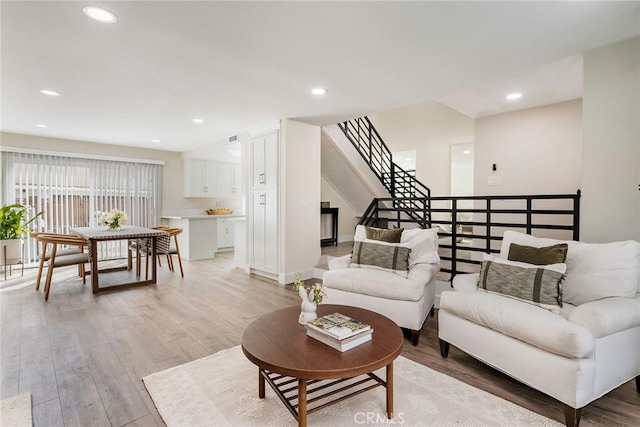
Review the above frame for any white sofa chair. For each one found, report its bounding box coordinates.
[438,231,640,426]
[323,226,440,345]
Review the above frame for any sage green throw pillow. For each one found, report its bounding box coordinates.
[365,226,403,243]
[508,242,568,265]
[478,255,566,312]
[350,240,410,277]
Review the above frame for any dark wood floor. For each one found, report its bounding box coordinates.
[0,253,638,426]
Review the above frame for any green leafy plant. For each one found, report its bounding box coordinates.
[0,204,43,240]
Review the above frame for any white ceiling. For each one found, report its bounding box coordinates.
[2,1,639,152]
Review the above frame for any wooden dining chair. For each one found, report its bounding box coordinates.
[32,232,86,291]
[35,233,90,301]
[127,226,173,278]
[128,226,184,278]
[163,227,184,278]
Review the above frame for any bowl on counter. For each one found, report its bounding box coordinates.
[206,208,234,215]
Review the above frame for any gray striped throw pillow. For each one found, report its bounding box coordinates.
[350,240,411,277]
[478,255,566,312]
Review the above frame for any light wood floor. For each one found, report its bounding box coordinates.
[1,253,638,426]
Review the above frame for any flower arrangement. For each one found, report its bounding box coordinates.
[99,209,128,231]
[293,272,327,304]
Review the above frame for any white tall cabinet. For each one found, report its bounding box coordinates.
[249,130,279,275]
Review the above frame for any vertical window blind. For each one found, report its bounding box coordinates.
[1,150,163,264]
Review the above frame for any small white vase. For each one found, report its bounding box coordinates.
[298,288,318,325]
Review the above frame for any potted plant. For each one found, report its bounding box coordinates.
[0,204,43,268]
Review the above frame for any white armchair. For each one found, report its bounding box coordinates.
[323,226,440,345]
[438,231,640,426]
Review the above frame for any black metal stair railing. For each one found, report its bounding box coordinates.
[359,191,581,279]
[337,117,431,227]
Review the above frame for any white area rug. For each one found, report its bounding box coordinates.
[143,346,560,426]
[0,392,32,427]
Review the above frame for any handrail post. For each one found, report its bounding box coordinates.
[390,163,396,198]
[573,190,581,241]
[451,199,458,278]
[485,199,492,253]
[526,198,532,235]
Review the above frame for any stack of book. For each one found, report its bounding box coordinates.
[306,313,373,352]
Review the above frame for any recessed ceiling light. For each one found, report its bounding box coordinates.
[506,93,522,100]
[192,118,204,123]
[405,158,412,161]
[151,139,160,143]
[311,88,327,95]
[83,6,118,23]
[40,89,60,96]
[462,150,471,155]
[36,124,48,128]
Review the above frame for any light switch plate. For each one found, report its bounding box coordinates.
[488,176,501,186]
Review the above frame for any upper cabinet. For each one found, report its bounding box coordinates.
[184,159,241,198]
[251,132,278,191]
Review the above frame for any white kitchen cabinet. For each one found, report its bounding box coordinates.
[217,218,235,249]
[184,159,241,198]
[251,132,278,191]
[184,159,217,197]
[214,162,241,197]
[249,130,279,275]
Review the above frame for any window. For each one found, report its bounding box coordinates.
[2,150,163,264]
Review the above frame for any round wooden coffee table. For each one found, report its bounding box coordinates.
[241,304,403,427]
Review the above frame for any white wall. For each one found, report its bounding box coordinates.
[582,37,640,242]
[474,99,582,197]
[321,175,358,242]
[182,137,242,163]
[368,101,475,197]
[280,119,322,282]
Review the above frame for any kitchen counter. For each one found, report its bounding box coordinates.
[161,213,245,260]
[161,213,245,220]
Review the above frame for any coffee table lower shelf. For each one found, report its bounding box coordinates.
[258,367,392,427]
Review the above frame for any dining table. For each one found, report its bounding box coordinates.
[70,226,170,294]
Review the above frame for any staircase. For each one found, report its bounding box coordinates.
[337,117,431,228]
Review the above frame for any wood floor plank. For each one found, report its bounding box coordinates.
[66,309,111,352]
[107,323,174,391]
[85,344,150,426]
[0,290,22,357]
[0,354,20,399]
[57,365,111,427]
[19,350,58,405]
[1,309,22,357]
[50,333,88,375]
[32,397,64,427]
[161,335,211,363]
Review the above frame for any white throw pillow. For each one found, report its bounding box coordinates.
[499,231,640,305]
